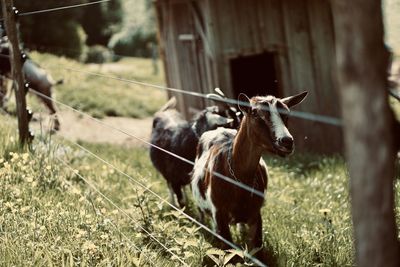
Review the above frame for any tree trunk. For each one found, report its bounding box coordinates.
[332,1,400,266]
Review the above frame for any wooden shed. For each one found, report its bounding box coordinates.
[154,0,343,154]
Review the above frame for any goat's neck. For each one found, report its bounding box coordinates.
[231,117,263,180]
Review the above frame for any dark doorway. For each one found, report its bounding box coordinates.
[230,52,280,99]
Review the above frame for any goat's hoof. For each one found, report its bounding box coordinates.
[50,125,60,135]
[52,121,60,132]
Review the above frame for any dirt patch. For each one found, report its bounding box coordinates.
[31,109,153,148]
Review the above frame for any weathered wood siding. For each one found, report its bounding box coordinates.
[156,0,208,115]
[155,0,343,153]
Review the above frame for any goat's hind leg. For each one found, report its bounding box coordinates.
[167,183,178,207]
[171,183,185,208]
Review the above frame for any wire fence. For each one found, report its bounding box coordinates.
[60,66,343,127]
[58,170,157,266]
[0,0,111,21]
[29,88,267,199]
[0,1,358,266]
[66,139,267,266]
[23,84,338,267]
[57,156,189,266]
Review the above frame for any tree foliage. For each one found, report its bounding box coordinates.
[2,0,122,59]
[80,0,123,46]
[108,0,157,58]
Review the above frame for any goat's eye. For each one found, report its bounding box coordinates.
[280,113,289,123]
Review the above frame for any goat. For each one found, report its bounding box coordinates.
[191,91,308,257]
[0,36,62,131]
[206,87,243,129]
[150,95,237,208]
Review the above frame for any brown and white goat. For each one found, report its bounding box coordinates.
[191,91,308,253]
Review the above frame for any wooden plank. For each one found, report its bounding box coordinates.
[307,0,338,116]
[281,0,326,152]
[173,2,206,115]
[272,0,292,98]
[190,0,217,98]
[165,2,187,114]
[2,0,30,145]
[282,0,316,103]
[201,0,219,95]
[233,0,254,53]
[306,0,342,152]
[154,1,172,98]
[211,0,232,97]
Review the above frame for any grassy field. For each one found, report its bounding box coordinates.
[21,52,167,119]
[2,112,399,266]
[1,49,400,266]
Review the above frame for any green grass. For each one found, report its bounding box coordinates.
[0,115,370,266]
[0,115,205,266]
[1,117,400,266]
[22,52,167,119]
[76,142,357,266]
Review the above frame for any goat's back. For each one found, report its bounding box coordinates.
[150,109,198,185]
[23,60,55,90]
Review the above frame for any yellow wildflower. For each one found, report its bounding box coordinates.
[20,206,30,213]
[82,241,97,253]
[22,153,29,161]
[100,234,109,240]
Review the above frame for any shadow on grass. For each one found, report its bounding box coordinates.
[264,153,345,178]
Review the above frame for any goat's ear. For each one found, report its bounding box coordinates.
[214,87,226,97]
[281,91,308,108]
[206,113,234,127]
[207,88,231,112]
[238,93,251,114]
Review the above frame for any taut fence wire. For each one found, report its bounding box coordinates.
[56,156,190,267]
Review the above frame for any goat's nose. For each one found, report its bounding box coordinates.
[279,136,294,149]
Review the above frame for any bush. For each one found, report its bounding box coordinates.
[108,28,157,58]
[84,45,112,64]
[22,21,87,61]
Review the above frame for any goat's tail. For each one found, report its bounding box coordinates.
[158,96,177,112]
[54,79,64,86]
[47,74,64,87]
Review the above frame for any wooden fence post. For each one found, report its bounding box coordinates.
[332,0,400,266]
[1,0,30,145]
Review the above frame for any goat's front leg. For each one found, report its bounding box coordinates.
[248,212,263,249]
[214,209,232,249]
[248,212,266,263]
[167,183,177,207]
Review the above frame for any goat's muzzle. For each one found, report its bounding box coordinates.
[273,136,294,157]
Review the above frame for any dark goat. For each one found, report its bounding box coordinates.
[206,87,243,129]
[0,37,62,131]
[191,92,307,260]
[150,96,236,207]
